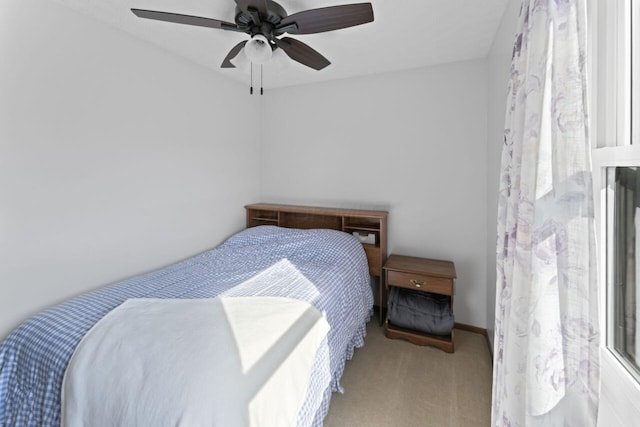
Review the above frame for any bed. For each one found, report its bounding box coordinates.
[0,225,374,426]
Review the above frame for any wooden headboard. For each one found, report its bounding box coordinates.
[245,203,388,278]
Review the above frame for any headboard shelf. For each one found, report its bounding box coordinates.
[245,203,388,277]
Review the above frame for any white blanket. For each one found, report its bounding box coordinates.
[62,296,330,427]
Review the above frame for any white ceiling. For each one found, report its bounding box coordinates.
[54,0,510,89]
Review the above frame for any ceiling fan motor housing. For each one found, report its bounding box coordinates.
[235,0,287,39]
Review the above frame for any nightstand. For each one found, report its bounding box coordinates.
[384,254,456,353]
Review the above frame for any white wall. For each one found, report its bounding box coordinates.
[0,0,261,338]
[261,61,489,328]
[485,0,520,350]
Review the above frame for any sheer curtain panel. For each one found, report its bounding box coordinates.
[492,0,600,425]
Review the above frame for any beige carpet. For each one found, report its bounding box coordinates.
[323,322,493,427]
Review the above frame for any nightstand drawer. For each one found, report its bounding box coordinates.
[386,270,453,295]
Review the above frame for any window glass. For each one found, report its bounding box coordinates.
[610,167,640,377]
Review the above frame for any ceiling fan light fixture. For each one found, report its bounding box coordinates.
[244,34,272,64]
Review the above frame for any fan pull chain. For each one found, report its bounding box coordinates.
[250,63,254,95]
[260,65,264,96]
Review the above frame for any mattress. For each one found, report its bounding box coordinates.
[0,225,373,426]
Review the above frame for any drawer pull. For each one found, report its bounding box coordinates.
[410,279,425,288]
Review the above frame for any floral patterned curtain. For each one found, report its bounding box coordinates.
[492,0,599,425]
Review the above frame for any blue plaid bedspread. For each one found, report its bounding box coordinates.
[0,226,373,426]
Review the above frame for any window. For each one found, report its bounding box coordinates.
[598,2,640,375]
[593,0,640,423]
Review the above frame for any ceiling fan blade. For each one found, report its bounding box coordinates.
[274,37,331,70]
[234,0,268,20]
[221,41,248,68]
[131,9,241,31]
[276,3,374,35]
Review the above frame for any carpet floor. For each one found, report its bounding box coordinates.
[323,322,493,427]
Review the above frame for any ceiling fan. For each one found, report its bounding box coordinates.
[131,1,374,71]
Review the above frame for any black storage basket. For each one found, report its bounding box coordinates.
[388,287,454,336]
